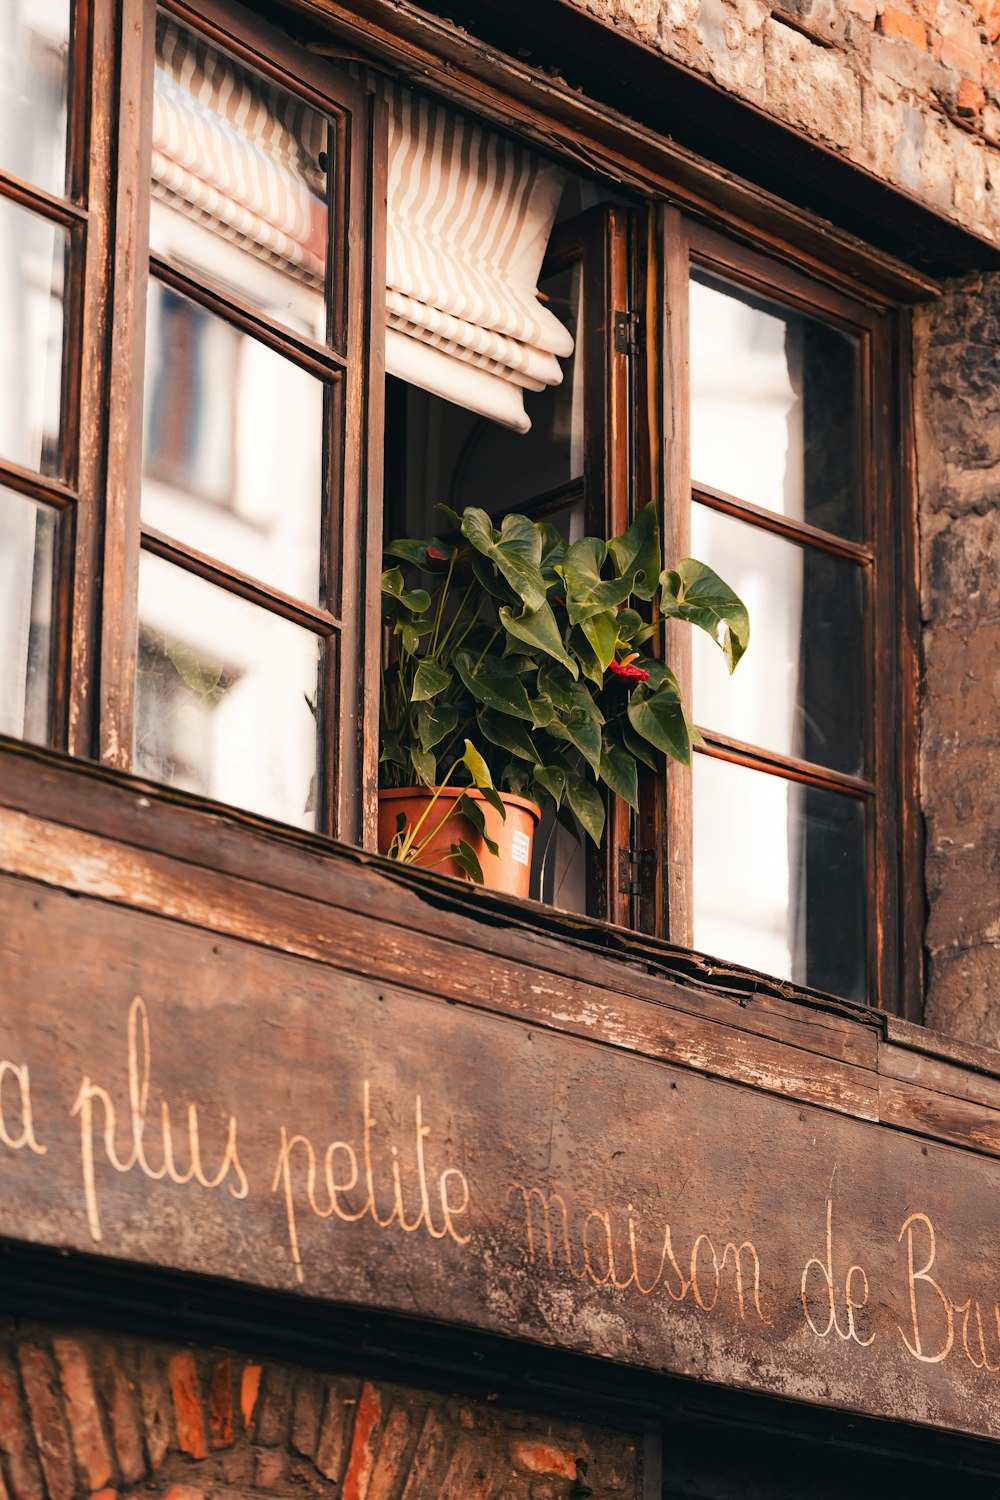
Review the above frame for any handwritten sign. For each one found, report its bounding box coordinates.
[2,874,1000,1441]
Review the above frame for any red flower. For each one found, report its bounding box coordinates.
[609,654,650,683]
[426,545,451,571]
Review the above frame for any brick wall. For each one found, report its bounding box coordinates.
[568,0,1000,242]
[914,272,1000,1048]
[0,1323,639,1500]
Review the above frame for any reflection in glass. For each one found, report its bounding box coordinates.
[150,12,332,342]
[134,553,321,829]
[0,487,55,745]
[0,0,71,198]
[690,271,863,540]
[690,505,865,776]
[0,197,65,476]
[142,282,325,603]
[693,755,866,1002]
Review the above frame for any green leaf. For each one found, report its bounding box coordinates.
[383,538,444,569]
[477,708,542,764]
[451,839,484,884]
[599,739,639,809]
[399,620,432,655]
[456,793,500,858]
[461,508,548,609]
[538,662,604,775]
[499,600,578,676]
[560,536,633,625]
[454,649,534,721]
[533,763,566,809]
[565,771,606,845]
[537,521,567,582]
[417,702,459,753]
[502,761,534,798]
[459,742,506,821]
[434,503,463,531]
[568,625,604,688]
[411,659,453,702]
[580,609,618,674]
[615,608,645,643]
[626,664,692,765]
[410,744,437,786]
[622,719,659,772]
[607,502,662,601]
[660,558,750,672]
[381,567,431,614]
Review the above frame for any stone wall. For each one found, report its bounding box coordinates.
[569,0,1000,242]
[914,272,1000,1047]
[0,1323,639,1500]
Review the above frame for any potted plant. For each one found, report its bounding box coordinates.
[379,502,748,895]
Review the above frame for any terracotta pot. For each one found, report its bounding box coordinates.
[377,786,541,899]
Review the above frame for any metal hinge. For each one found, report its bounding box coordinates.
[613,309,642,356]
[618,847,655,898]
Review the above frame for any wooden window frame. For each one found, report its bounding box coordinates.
[649,211,912,1014]
[5,0,921,1018]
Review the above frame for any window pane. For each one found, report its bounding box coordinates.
[0,487,56,744]
[141,282,325,604]
[134,553,322,829]
[692,755,867,1003]
[150,12,332,344]
[690,505,865,777]
[0,196,65,476]
[690,271,863,540]
[0,0,71,198]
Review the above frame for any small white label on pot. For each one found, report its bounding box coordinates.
[511,830,531,866]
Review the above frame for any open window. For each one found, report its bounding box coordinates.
[0,0,915,1012]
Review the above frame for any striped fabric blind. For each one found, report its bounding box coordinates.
[379,81,574,432]
[151,23,573,431]
[153,19,328,286]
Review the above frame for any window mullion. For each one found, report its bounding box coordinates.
[93,0,156,770]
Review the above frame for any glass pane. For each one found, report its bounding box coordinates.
[690,505,865,777]
[428,262,584,515]
[135,553,321,829]
[141,282,325,603]
[0,196,65,476]
[690,270,863,540]
[0,487,55,744]
[692,755,867,1002]
[150,12,332,343]
[0,0,71,198]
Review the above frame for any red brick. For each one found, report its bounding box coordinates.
[438,1438,490,1500]
[510,1439,578,1480]
[208,1360,233,1450]
[53,1340,113,1492]
[400,1410,445,1500]
[167,1353,206,1461]
[240,1365,261,1432]
[162,1487,205,1500]
[878,7,928,48]
[255,1368,291,1449]
[366,1406,412,1500]
[96,1349,146,1486]
[136,1349,172,1470]
[290,1378,322,1460]
[956,77,987,115]
[314,1383,357,1483]
[17,1345,75,1500]
[90,1489,117,1500]
[341,1383,382,1500]
[253,1449,286,1488]
[0,1355,43,1500]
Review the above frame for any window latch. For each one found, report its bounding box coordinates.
[613,309,642,355]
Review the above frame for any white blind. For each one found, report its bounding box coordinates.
[150,27,573,430]
[380,81,573,432]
